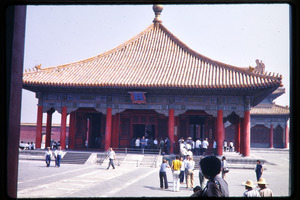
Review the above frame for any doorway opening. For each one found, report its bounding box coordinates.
[133,124,155,139]
[189,116,205,140]
[87,113,102,149]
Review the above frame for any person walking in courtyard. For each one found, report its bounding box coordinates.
[159,159,169,189]
[106,147,116,170]
[257,178,273,197]
[199,156,229,197]
[171,155,182,192]
[45,147,52,167]
[186,157,195,189]
[255,160,263,181]
[221,156,229,180]
[242,180,260,197]
[54,146,63,167]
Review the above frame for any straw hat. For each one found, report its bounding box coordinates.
[256,178,268,185]
[242,180,255,188]
[187,137,192,140]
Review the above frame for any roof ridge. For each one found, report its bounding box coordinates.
[23,24,156,75]
[274,104,289,109]
[157,23,282,81]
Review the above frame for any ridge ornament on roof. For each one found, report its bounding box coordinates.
[153,4,163,26]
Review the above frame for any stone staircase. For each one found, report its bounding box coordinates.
[19,149,162,167]
[61,152,91,164]
[139,154,158,167]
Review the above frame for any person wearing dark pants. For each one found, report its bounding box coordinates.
[106,147,116,170]
[45,147,52,167]
[55,146,63,167]
[159,159,169,189]
[255,160,263,181]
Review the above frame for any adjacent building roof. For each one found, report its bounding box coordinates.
[23,6,282,92]
[251,104,289,116]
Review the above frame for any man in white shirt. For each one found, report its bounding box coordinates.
[187,149,193,158]
[202,138,209,155]
[186,142,192,151]
[186,157,195,188]
[213,140,217,155]
[195,139,201,156]
[135,138,140,149]
[180,146,187,159]
[54,146,64,167]
[45,147,52,167]
[183,155,190,184]
[106,147,116,169]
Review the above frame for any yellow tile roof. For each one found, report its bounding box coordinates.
[23,23,282,90]
[251,104,289,115]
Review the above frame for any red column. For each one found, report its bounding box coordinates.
[235,118,241,153]
[216,110,223,156]
[60,106,67,149]
[111,113,120,148]
[68,111,76,149]
[35,105,43,149]
[285,124,289,148]
[174,116,179,153]
[105,108,112,151]
[243,111,251,157]
[269,124,274,148]
[168,109,174,154]
[46,108,54,148]
[240,119,244,155]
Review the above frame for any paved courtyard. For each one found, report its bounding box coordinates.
[17,148,291,198]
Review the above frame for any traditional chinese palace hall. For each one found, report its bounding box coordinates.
[22,5,285,156]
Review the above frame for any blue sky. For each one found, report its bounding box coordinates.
[21,4,290,124]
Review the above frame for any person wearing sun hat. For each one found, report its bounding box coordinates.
[257,178,273,197]
[242,180,260,197]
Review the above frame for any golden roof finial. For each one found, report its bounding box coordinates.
[153,4,163,26]
[35,64,42,71]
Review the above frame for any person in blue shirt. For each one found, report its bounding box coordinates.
[159,158,170,189]
[255,160,263,181]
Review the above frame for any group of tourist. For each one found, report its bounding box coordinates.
[159,155,272,197]
[132,136,171,155]
[159,155,196,191]
[223,140,235,152]
[19,141,35,150]
[178,137,211,158]
[44,146,64,167]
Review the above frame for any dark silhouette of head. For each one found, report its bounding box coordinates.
[200,156,221,178]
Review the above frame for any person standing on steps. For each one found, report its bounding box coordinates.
[106,147,116,170]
